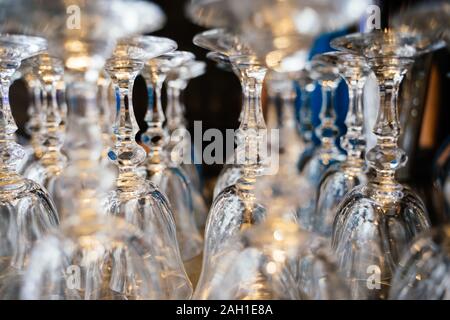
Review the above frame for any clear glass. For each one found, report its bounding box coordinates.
[195,190,349,300]
[314,52,370,239]
[192,29,256,198]
[0,0,189,300]
[255,70,311,226]
[388,4,450,300]
[265,71,304,169]
[166,60,208,230]
[140,50,204,271]
[0,34,59,300]
[296,58,345,230]
[330,30,443,299]
[389,225,450,299]
[195,55,269,297]
[24,54,67,207]
[187,0,370,67]
[104,36,193,298]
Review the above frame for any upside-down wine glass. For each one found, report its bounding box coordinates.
[24,54,67,205]
[330,30,444,299]
[192,28,256,199]
[140,50,204,275]
[16,63,42,174]
[254,68,311,225]
[166,60,206,189]
[295,65,317,172]
[104,36,193,298]
[314,52,371,239]
[296,57,345,229]
[388,1,450,300]
[188,0,369,299]
[166,59,209,229]
[0,34,59,300]
[194,54,270,298]
[97,71,116,170]
[0,0,187,300]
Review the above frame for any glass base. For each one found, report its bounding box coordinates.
[332,183,430,299]
[196,183,266,295]
[0,177,59,299]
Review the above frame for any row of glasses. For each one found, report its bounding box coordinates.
[192,28,255,198]
[104,36,192,298]
[0,34,58,299]
[0,0,194,300]
[187,0,370,299]
[24,54,67,207]
[330,30,443,299]
[194,53,269,298]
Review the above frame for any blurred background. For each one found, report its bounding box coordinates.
[9,0,450,221]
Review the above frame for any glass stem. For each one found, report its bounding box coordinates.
[166,82,190,165]
[166,84,186,133]
[0,64,24,177]
[316,81,340,154]
[367,65,408,186]
[278,86,297,153]
[40,83,65,167]
[341,79,366,168]
[112,77,146,190]
[238,66,267,171]
[297,82,315,147]
[142,68,168,170]
[234,63,267,220]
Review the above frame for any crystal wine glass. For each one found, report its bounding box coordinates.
[195,181,350,299]
[0,34,59,300]
[166,59,209,229]
[140,50,204,273]
[16,63,43,174]
[24,54,67,205]
[330,30,444,299]
[104,36,193,298]
[265,69,304,171]
[296,56,346,229]
[254,68,312,227]
[192,28,256,198]
[1,0,190,300]
[194,54,270,297]
[314,52,371,239]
